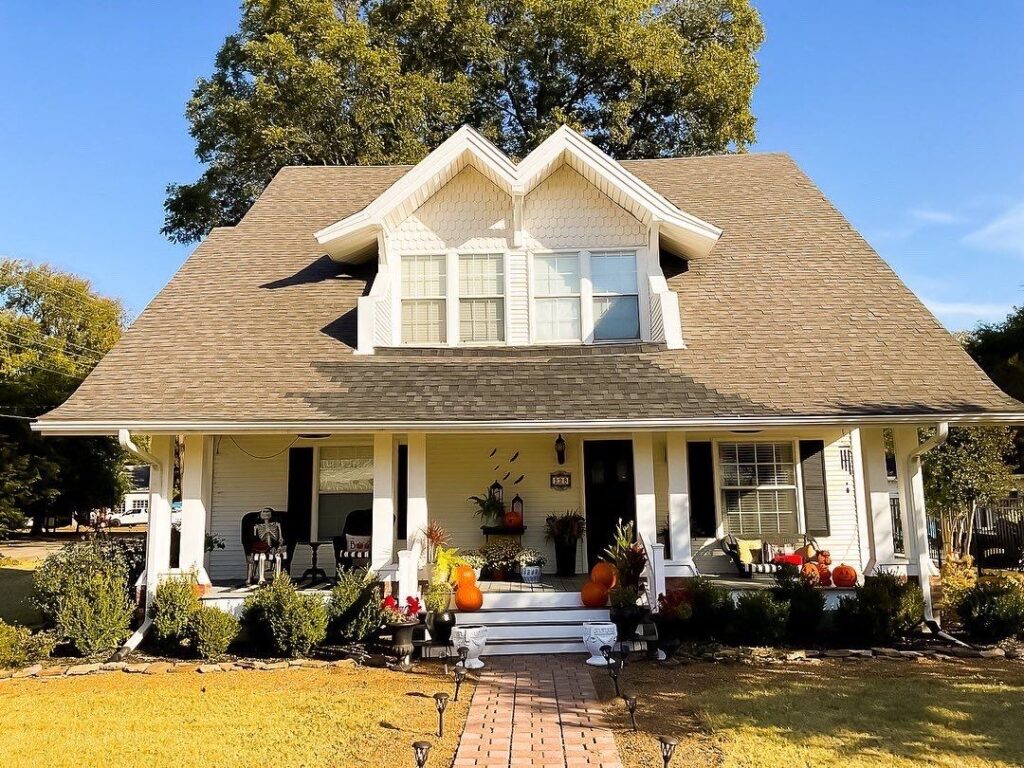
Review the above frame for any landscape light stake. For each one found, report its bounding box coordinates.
[457,646,469,667]
[657,735,678,768]
[434,693,449,738]
[412,740,431,767]
[454,666,467,701]
[600,644,613,665]
[608,659,622,697]
[625,695,638,731]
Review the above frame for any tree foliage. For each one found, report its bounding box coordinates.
[164,0,764,243]
[924,427,1016,559]
[0,259,128,535]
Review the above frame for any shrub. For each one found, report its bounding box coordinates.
[33,541,133,655]
[939,558,978,624]
[0,621,55,669]
[956,577,1024,642]
[242,576,327,657]
[679,577,735,642]
[835,571,924,647]
[191,606,238,659]
[733,590,788,646]
[328,569,386,642]
[151,574,201,650]
[423,582,453,614]
[772,567,825,645]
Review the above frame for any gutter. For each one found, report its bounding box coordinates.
[906,422,950,625]
[118,429,161,467]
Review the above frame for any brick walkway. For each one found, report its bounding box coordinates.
[453,657,623,768]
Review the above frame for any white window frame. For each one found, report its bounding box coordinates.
[458,252,506,345]
[399,253,448,346]
[714,439,802,537]
[590,250,642,342]
[529,248,644,345]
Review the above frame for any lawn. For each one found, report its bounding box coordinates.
[0,664,471,768]
[596,659,1024,768]
[0,556,44,628]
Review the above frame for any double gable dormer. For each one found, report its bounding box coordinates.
[314,126,721,354]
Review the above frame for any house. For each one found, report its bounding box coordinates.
[35,126,1024,653]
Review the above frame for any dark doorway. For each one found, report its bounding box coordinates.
[583,440,636,568]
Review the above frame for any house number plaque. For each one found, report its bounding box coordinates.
[550,471,571,489]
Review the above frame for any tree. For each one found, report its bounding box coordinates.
[964,305,1024,472]
[0,259,128,537]
[924,427,1015,560]
[163,0,764,243]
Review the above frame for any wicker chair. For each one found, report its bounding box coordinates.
[241,508,295,584]
[332,508,373,572]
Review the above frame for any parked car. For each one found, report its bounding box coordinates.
[110,503,149,528]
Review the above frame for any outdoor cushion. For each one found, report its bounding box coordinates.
[735,538,762,565]
[772,554,803,567]
[346,534,371,551]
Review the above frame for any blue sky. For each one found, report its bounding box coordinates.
[1,1,1021,330]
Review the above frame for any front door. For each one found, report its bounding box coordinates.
[583,440,636,569]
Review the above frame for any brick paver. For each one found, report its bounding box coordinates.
[454,657,623,768]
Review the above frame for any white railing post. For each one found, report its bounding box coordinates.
[648,542,666,607]
[397,541,422,604]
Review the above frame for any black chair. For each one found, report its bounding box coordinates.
[241,508,295,583]
[332,508,373,572]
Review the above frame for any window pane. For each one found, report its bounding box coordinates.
[593,296,640,340]
[534,254,580,296]
[591,253,637,294]
[459,254,503,296]
[460,298,505,343]
[401,299,446,344]
[318,446,374,492]
[535,297,581,341]
[402,254,446,298]
[719,442,798,536]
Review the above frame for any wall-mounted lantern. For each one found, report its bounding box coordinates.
[488,480,504,505]
[555,434,566,465]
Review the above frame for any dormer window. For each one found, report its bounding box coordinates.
[401,254,447,344]
[592,251,640,341]
[459,254,505,343]
[533,253,582,342]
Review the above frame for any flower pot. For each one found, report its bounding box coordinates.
[426,611,456,645]
[388,622,418,667]
[652,614,682,660]
[489,566,509,581]
[609,604,645,642]
[451,624,488,669]
[582,621,618,666]
[554,540,578,576]
[521,565,542,584]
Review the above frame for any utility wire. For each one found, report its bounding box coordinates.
[0,332,103,371]
[228,436,299,460]
[0,327,105,363]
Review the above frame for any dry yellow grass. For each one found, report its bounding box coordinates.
[0,664,472,768]
[596,658,1024,768]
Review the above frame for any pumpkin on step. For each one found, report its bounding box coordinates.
[817,565,833,587]
[581,580,609,608]
[455,582,483,612]
[815,549,832,567]
[453,564,477,587]
[800,562,820,585]
[832,563,857,588]
[590,561,618,590]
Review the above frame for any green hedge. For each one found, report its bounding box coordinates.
[242,576,327,657]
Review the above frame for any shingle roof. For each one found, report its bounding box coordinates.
[39,153,1023,430]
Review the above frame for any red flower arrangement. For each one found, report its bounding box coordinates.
[382,594,422,625]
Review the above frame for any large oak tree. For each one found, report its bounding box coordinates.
[163,0,763,243]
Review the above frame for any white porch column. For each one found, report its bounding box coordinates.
[893,426,937,618]
[632,432,658,545]
[144,435,175,601]
[860,427,900,572]
[406,433,428,557]
[849,428,874,576]
[179,434,212,585]
[666,431,697,575]
[371,432,396,573]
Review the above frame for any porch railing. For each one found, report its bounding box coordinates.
[396,541,422,602]
[890,496,905,556]
[638,533,667,608]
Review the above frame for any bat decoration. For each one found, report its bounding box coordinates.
[509,451,520,463]
[502,472,511,481]
[489,448,497,457]
[513,474,525,485]
[493,465,500,471]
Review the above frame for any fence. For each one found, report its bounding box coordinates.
[972,494,1024,571]
[888,495,942,565]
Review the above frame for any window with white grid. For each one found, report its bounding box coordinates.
[459,254,505,343]
[401,254,446,344]
[131,499,149,511]
[533,253,581,341]
[591,251,640,341]
[718,442,798,536]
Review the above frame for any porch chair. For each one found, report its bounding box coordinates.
[720,533,819,578]
[332,508,373,572]
[241,508,295,585]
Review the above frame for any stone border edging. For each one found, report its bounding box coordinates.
[0,657,354,681]
[687,645,1010,665]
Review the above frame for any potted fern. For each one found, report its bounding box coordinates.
[545,510,586,576]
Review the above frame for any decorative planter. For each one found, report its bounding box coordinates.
[652,614,682,660]
[521,565,542,584]
[451,624,488,669]
[582,621,618,666]
[488,566,509,582]
[388,622,418,667]
[553,540,578,576]
[425,611,456,645]
[609,604,646,642]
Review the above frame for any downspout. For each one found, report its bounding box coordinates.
[112,429,160,659]
[906,422,949,624]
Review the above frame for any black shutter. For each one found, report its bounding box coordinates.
[799,440,830,537]
[687,441,717,538]
[396,444,409,539]
[287,447,314,543]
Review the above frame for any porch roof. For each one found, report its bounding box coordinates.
[37,153,1024,434]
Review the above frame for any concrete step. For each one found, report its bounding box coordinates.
[456,607,609,625]
[468,591,585,610]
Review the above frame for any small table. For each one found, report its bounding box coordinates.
[480,525,527,546]
[299,541,329,586]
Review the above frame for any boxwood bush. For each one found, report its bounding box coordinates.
[732,590,788,646]
[151,574,201,651]
[242,576,327,657]
[835,571,924,647]
[771,566,826,645]
[191,605,239,659]
[956,577,1024,642]
[0,620,55,669]
[328,569,385,643]
[678,577,735,642]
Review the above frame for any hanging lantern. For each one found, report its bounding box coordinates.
[555,434,566,465]
[511,494,524,517]
[488,480,504,505]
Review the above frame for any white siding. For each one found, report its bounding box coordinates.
[523,165,646,251]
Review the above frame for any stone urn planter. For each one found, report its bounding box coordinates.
[388,622,419,669]
[451,624,488,669]
[609,603,646,643]
[425,611,456,645]
[582,621,618,666]
[521,565,542,584]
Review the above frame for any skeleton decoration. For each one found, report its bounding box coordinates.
[247,507,287,585]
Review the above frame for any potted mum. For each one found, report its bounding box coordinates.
[545,510,586,576]
[382,594,422,666]
[516,549,546,584]
[481,540,520,581]
[423,582,455,644]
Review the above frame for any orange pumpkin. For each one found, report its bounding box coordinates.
[817,566,833,587]
[455,583,483,612]
[581,580,609,608]
[590,561,618,589]
[801,562,820,584]
[832,563,857,588]
[816,549,832,567]
[453,564,477,587]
